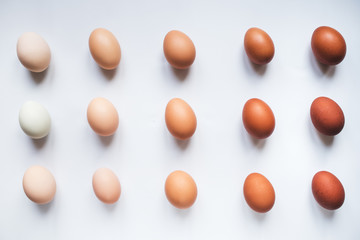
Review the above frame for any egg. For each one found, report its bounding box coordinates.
[17,32,51,72]
[310,96,344,136]
[19,101,51,139]
[89,28,121,70]
[244,27,275,65]
[87,97,119,136]
[163,30,196,69]
[165,170,197,209]
[312,171,345,210]
[243,173,275,213]
[23,166,56,204]
[92,168,121,204]
[165,98,197,140]
[242,98,275,139]
[311,26,346,65]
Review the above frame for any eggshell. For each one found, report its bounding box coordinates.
[312,171,345,210]
[17,32,51,72]
[311,26,346,65]
[244,27,275,65]
[23,166,56,205]
[92,168,121,204]
[87,97,119,136]
[243,173,275,213]
[89,28,121,70]
[242,98,275,139]
[163,30,196,69]
[165,170,197,209]
[310,96,344,136]
[19,101,51,139]
[165,98,197,140]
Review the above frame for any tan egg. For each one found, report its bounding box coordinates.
[163,30,196,69]
[23,166,56,204]
[87,97,119,136]
[89,28,121,70]
[92,168,121,204]
[17,32,51,72]
[165,98,197,140]
[165,170,197,209]
[243,173,275,213]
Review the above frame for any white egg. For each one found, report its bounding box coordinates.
[17,32,51,72]
[19,101,51,139]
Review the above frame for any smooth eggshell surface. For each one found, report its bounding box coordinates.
[310,96,344,136]
[17,32,51,72]
[89,28,121,70]
[163,30,196,69]
[19,101,51,139]
[243,173,275,213]
[23,166,56,204]
[242,98,275,139]
[312,171,345,210]
[311,26,346,65]
[165,98,197,140]
[244,27,275,65]
[92,168,121,204]
[87,97,119,136]
[165,170,198,209]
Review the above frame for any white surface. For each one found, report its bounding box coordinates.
[0,0,359,239]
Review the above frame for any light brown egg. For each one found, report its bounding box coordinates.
[165,170,197,209]
[312,171,345,210]
[87,97,119,136]
[244,27,275,65]
[89,28,121,70]
[310,96,344,136]
[165,98,197,140]
[163,30,196,69]
[17,32,51,72]
[23,166,56,205]
[311,26,346,65]
[92,168,121,204]
[243,173,275,213]
[242,98,275,139]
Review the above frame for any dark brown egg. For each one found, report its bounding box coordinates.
[242,98,275,139]
[310,97,344,136]
[311,26,346,65]
[312,171,345,210]
[244,27,275,65]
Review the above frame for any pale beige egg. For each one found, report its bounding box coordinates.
[92,168,121,204]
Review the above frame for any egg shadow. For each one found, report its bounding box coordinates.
[241,196,267,223]
[171,67,190,81]
[242,50,267,76]
[100,67,117,81]
[309,48,336,78]
[31,135,49,149]
[174,138,191,150]
[98,134,114,147]
[29,68,48,84]
[308,119,334,147]
[36,200,54,213]
[309,191,335,219]
[103,202,118,212]
[240,125,266,150]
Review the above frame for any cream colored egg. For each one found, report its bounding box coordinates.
[23,166,56,204]
[92,168,121,204]
[17,32,51,72]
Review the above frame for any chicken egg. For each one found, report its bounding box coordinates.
[244,27,275,65]
[92,168,121,204]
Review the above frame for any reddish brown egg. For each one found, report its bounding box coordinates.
[310,97,344,136]
[311,26,346,65]
[312,171,345,210]
[244,27,275,65]
[242,98,275,139]
[243,173,275,213]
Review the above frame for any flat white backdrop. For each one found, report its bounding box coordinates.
[0,0,359,239]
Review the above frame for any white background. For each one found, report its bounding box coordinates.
[0,0,359,239]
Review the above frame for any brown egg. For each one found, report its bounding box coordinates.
[165,170,197,209]
[243,173,275,213]
[242,98,275,139]
[310,96,344,136]
[92,168,121,204]
[23,166,56,205]
[87,97,119,136]
[312,171,345,210]
[165,98,197,140]
[244,27,275,65]
[89,28,121,70]
[163,30,196,69]
[311,26,346,65]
